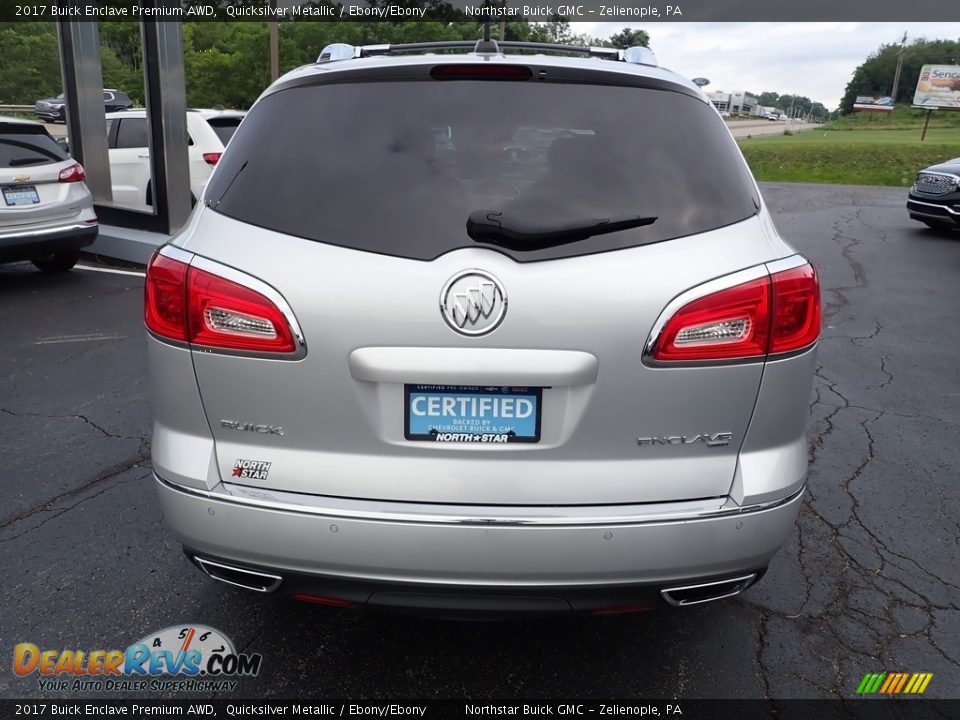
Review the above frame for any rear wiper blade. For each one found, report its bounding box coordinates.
[466,209,657,250]
[8,158,50,167]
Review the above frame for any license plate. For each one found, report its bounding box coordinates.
[2,185,40,206]
[404,384,542,444]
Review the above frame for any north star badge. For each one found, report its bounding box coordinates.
[232,459,271,480]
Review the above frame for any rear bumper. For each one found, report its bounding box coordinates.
[0,222,98,262]
[155,471,802,612]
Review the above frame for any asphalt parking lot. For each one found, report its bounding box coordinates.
[0,183,957,700]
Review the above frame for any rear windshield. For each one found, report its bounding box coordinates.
[207,79,759,262]
[0,124,67,167]
[207,117,242,145]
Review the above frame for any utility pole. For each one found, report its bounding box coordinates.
[269,0,279,82]
[891,31,908,102]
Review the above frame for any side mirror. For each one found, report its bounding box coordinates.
[56,137,70,155]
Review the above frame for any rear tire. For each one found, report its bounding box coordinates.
[32,251,80,273]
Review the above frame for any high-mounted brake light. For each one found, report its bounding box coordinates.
[202,152,221,166]
[650,262,820,363]
[430,64,532,80]
[145,252,298,354]
[58,163,86,183]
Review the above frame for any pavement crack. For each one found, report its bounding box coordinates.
[755,612,772,699]
[0,453,151,531]
[868,356,894,391]
[0,407,142,442]
[0,469,150,545]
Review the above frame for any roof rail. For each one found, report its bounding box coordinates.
[316,41,657,67]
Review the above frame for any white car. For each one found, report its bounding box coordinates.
[105,109,245,211]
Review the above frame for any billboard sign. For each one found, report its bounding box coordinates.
[913,65,960,109]
[853,96,895,112]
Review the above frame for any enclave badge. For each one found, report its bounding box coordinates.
[637,432,733,447]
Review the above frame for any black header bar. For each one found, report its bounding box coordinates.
[3,0,960,23]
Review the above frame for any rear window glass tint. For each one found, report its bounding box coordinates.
[207,117,242,145]
[0,125,67,167]
[207,79,759,262]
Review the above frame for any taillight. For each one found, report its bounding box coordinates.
[58,163,86,182]
[187,267,296,353]
[769,264,821,354]
[202,152,221,166]
[650,262,820,363]
[144,254,188,342]
[145,251,297,354]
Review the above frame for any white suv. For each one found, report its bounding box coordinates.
[105,109,245,211]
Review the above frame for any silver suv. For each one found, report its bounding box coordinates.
[146,41,820,615]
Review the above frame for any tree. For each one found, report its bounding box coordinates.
[0,22,61,104]
[603,28,650,49]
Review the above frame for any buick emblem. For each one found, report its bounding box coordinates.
[440,270,507,336]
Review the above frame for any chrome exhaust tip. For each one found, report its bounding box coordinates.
[194,557,283,593]
[660,573,757,607]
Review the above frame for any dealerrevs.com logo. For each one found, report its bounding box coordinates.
[13,625,261,693]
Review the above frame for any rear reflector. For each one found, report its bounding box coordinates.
[58,163,86,183]
[588,604,653,615]
[145,252,297,354]
[202,152,221,166]
[651,262,820,362]
[431,64,532,80]
[291,593,355,608]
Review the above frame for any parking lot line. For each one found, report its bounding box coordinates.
[76,264,146,278]
[35,333,126,345]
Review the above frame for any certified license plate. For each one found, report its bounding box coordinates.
[2,185,40,206]
[405,384,542,444]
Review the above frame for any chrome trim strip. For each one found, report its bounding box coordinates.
[0,221,96,240]
[155,245,307,360]
[194,556,283,593]
[765,254,809,275]
[157,243,194,265]
[907,199,960,217]
[156,472,804,528]
[660,573,756,607]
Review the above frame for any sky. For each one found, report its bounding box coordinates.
[574,22,960,109]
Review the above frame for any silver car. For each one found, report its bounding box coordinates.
[146,41,821,615]
[0,117,98,272]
